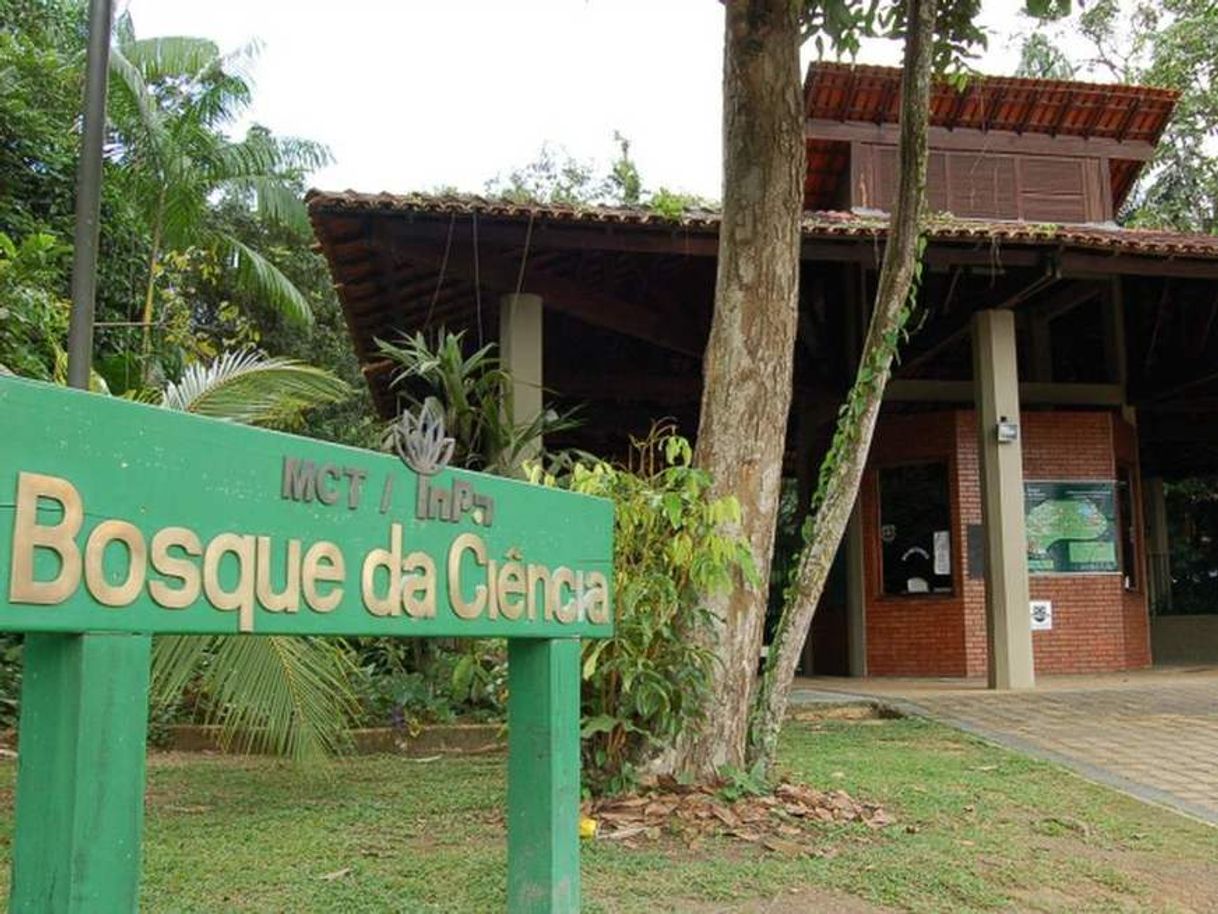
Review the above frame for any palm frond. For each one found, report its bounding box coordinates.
[107,45,170,154]
[222,173,310,233]
[207,127,283,180]
[117,36,221,84]
[160,350,349,426]
[274,135,335,175]
[218,234,314,325]
[151,635,359,762]
[121,387,162,405]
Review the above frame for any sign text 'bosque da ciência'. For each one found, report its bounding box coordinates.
[0,378,614,639]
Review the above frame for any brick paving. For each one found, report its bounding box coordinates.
[797,667,1218,824]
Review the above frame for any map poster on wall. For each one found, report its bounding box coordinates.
[1024,481,1119,574]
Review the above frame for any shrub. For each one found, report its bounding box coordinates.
[347,640,507,732]
[537,427,756,794]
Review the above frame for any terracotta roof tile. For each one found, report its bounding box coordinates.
[804,62,1178,144]
[306,190,1218,261]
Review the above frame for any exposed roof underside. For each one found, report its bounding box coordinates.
[803,63,1179,212]
[310,191,1218,477]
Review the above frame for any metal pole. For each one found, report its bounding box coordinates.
[11,4,153,910]
[65,0,114,389]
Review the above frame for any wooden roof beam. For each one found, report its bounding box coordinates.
[386,234,706,358]
[897,266,1061,376]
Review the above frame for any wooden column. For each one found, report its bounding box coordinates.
[972,310,1035,690]
[507,639,581,913]
[845,499,867,677]
[499,293,544,458]
[11,633,151,912]
[1145,476,1172,613]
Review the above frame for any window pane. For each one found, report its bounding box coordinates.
[879,462,953,596]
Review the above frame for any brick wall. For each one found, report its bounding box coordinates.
[862,408,1150,677]
[863,413,969,676]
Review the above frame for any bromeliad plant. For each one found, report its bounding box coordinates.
[375,329,578,477]
[536,426,757,794]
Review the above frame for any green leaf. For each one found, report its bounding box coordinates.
[150,634,358,763]
[159,350,349,427]
[581,714,620,738]
[218,234,314,325]
[452,653,476,699]
[661,492,683,528]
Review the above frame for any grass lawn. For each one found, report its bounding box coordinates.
[0,715,1214,912]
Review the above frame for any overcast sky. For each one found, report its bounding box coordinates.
[121,1,1059,200]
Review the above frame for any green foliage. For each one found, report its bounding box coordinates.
[377,329,578,477]
[1015,32,1077,79]
[157,195,379,448]
[347,641,507,731]
[805,234,927,531]
[146,349,359,761]
[541,426,757,794]
[158,349,351,429]
[0,4,373,763]
[1014,0,1218,232]
[800,0,987,74]
[715,759,771,802]
[1163,477,1218,615]
[150,635,359,761]
[648,187,714,220]
[0,634,22,730]
[485,134,714,214]
[607,131,642,206]
[0,230,70,378]
[105,10,333,378]
[0,2,84,241]
[484,141,604,206]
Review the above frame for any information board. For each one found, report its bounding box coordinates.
[1024,480,1119,574]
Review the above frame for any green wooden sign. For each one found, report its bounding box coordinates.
[1,377,612,638]
[1,376,612,913]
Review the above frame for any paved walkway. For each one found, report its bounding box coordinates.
[794,666,1218,825]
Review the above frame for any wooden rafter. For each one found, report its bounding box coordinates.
[1115,96,1144,143]
[897,266,1061,377]
[385,234,704,357]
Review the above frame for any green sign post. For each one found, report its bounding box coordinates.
[0,376,613,912]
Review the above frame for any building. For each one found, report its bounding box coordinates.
[309,63,1218,683]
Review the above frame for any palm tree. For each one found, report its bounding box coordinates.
[105,18,330,366]
[149,351,360,761]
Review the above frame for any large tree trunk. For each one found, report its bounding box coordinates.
[748,0,939,771]
[674,0,804,779]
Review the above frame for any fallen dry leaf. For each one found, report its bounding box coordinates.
[587,775,894,852]
[762,837,807,857]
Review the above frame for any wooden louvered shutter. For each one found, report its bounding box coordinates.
[874,146,948,214]
[1018,157,1090,222]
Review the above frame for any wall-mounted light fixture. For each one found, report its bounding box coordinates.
[995,416,1020,444]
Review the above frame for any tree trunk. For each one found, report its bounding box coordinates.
[673,0,804,779]
[749,0,939,771]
